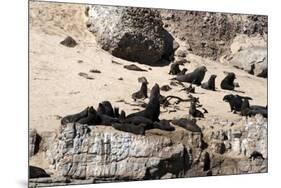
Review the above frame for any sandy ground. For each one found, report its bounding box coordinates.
[29,2,267,136]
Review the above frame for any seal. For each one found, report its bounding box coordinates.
[223,94,252,113]
[220,72,236,90]
[189,100,204,118]
[241,98,267,118]
[169,63,181,75]
[178,68,187,76]
[172,66,207,85]
[201,74,217,91]
[127,84,160,122]
[77,106,100,125]
[171,118,201,132]
[132,81,148,101]
[112,123,145,135]
[61,107,89,125]
[249,151,265,160]
[29,166,50,179]
[97,101,115,117]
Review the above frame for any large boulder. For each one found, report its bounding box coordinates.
[229,35,267,77]
[86,5,174,65]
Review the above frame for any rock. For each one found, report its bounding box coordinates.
[29,129,41,157]
[229,35,267,77]
[86,5,174,65]
[60,36,78,47]
[175,49,186,57]
[47,123,187,180]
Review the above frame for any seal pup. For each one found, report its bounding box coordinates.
[169,62,181,75]
[171,66,207,85]
[223,94,252,113]
[61,107,89,125]
[132,78,149,101]
[220,72,236,90]
[178,68,187,76]
[201,74,217,91]
[127,84,160,122]
[153,119,175,131]
[189,100,204,118]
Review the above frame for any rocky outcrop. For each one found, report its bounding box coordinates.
[46,124,190,181]
[160,10,267,61]
[86,5,174,65]
[227,35,267,77]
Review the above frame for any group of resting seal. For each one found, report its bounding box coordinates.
[61,84,204,135]
[168,64,267,118]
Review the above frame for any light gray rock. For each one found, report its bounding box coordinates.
[47,123,187,181]
[86,5,174,65]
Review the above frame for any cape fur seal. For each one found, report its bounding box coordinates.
[189,100,204,118]
[223,94,252,113]
[220,72,236,90]
[29,166,50,179]
[169,63,181,75]
[132,81,148,101]
[171,118,201,132]
[201,75,217,91]
[61,107,89,125]
[241,99,267,118]
[127,84,161,122]
[172,66,207,85]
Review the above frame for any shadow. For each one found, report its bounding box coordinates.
[112,28,175,67]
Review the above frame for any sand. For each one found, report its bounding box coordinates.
[29,2,267,136]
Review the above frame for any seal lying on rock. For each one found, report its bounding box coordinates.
[61,107,89,125]
[171,66,207,85]
[220,72,236,90]
[178,68,187,76]
[29,166,50,179]
[223,94,253,113]
[201,75,217,91]
[171,118,201,133]
[97,101,115,117]
[112,123,145,135]
[249,151,265,160]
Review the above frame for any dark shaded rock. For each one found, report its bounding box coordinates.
[124,64,147,72]
[86,5,175,65]
[29,166,50,179]
[60,36,78,47]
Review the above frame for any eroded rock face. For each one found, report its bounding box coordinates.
[42,115,267,185]
[86,5,174,65]
[47,124,187,181]
[228,35,267,77]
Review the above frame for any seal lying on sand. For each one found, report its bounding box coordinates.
[171,66,207,85]
[221,72,236,90]
[223,94,253,113]
[240,98,267,118]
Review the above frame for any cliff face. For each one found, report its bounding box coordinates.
[36,115,267,186]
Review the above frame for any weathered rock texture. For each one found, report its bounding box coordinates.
[41,115,267,186]
[86,5,174,65]
[47,124,190,181]
[160,10,267,61]
[227,35,267,77]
